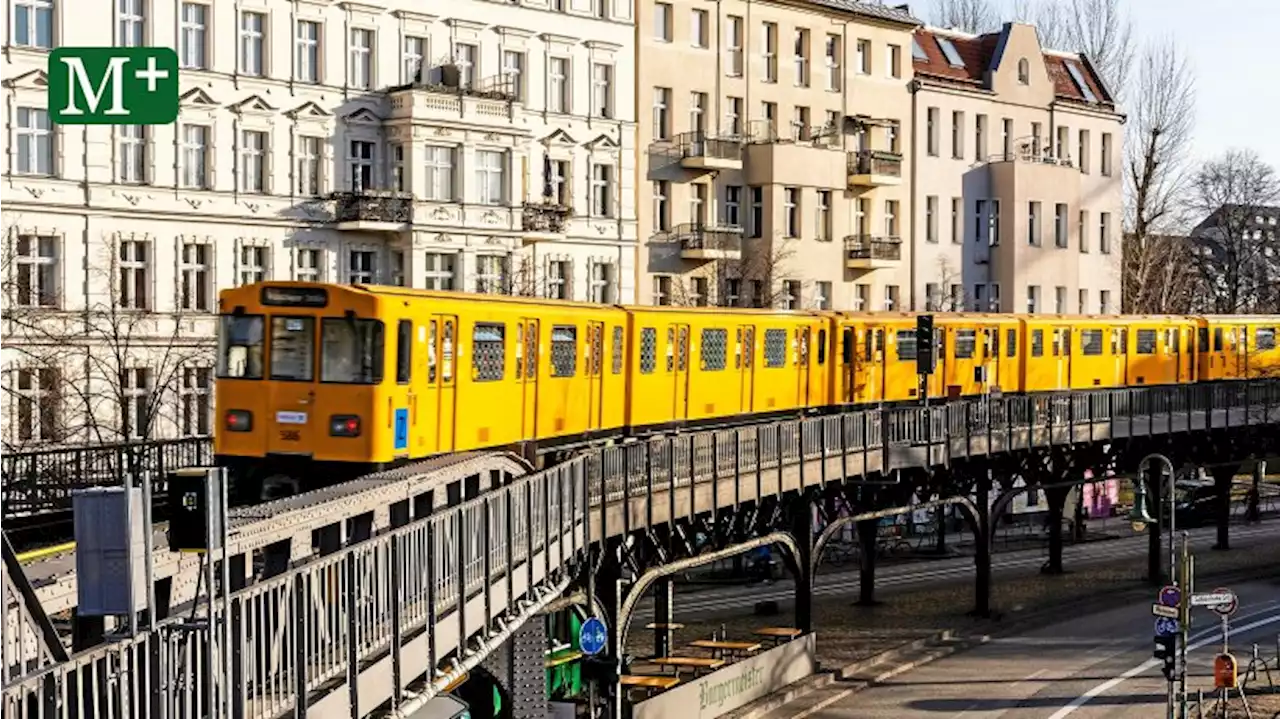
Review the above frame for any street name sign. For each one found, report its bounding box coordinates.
[1151,604,1179,619]
[1190,592,1234,608]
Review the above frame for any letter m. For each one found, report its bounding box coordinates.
[59,56,129,117]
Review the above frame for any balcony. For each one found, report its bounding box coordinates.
[844,235,902,269]
[847,150,904,187]
[521,202,572,243]
[741,121,846,187]
[388,67,520,127]
[333,191,413,232]
[673,223,744,261]
[677,131,744,171]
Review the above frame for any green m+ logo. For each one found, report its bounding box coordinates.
[48,47,179,125]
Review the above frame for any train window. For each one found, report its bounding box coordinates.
[217,314,265,379]
[895,330,917,361]
[743,328,755,368]
[736,328,744,369]
[1213,328,1224,351]
[1258,328,1277,351]
[320,318,384,384]
[442,321,454,382]
[677,327,689,371]
[1081,329,1104,356]
[590,325,604,375]
[841,329,854,364]
[1198,327,1209,352]
[612,327,624,374]
[269,316,316,381]
[817,329,827,365]
[396,320,413,384]
[864,330,874,361]
[640,328,657,374]
[988,328,998,357]
[550,325,578,377]
[798,329,809,365]
[955,329,976,359]
[701,328,729,371]
[1006,328,1017,357]
[763,329,787,368]
[472,323,506,382]
[515,325,523,379]
[427,321,438,382]
[1136,329,1157,355]
[1031,329,1044,357]
[666,328,676,372]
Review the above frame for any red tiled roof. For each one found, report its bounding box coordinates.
[911,27,1115,107]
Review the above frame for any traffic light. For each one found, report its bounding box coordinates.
[916,314,935,376]
[1154,634,1177,681]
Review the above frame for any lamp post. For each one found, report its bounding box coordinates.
[1129,452,1180,719]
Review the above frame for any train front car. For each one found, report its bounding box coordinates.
[215,282,390,500]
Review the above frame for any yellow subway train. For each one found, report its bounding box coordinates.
[213,282,1280,497]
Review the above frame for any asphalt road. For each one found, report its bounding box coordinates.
[645,520,1280,617]
[804,578,1280,718]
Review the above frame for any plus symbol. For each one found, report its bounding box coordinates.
[134,56,170,93]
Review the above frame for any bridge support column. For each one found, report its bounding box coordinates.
[1041,486,1070,575]
[789,497,815,633]
[1145,464,1164,585]
[1247,461,1265,522]
[973,472,992,617]
[652,580,674,658]
[855,513,878,607]
[1211,464,1238,551]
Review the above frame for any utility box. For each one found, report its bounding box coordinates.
[74,487,147,616]
[167,467,226,553]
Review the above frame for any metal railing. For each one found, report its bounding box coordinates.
[847,149,903,177]
[676,130,744,163]
[521,202,572,234]
[332,191,414,225]
[844,235,902,261]
[672,223,744,254]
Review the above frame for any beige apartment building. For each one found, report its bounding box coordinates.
[911,24,1123,314]
[634,1,1124,313]
[635,0,919,309]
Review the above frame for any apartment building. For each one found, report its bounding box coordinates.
[636,0,919,310]
[1,0,637,445]
[911,23,1123,315]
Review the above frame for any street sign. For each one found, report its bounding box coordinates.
[1158,585,1181,608]
[1154,617,1180,637]
[1152,604,1179,619]
[579,616,607,657]
[1209,587,1238,616]
[1191,591,1234,608]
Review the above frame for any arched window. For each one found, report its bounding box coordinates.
[1017,58,1030,84]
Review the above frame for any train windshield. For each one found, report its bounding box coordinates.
[321,318,385,384]
[270,316,316,381]
[217,315,265,379]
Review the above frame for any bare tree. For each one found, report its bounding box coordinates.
[1008,0,1066,49]
[924,256,970,311]
[1120,233,1197,314]
[662,241,805,308]
[931,0,999,33]
[1187,149,1280,313]
[1060,0,1135,99]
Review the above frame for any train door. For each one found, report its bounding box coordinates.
[1112,328,1128,385]
[1054,326,1072,389]
[1236,324,1250,378]
[516,318,539,438]
[796,326,811,405]
[981,326,998,391]
[669,324,690,420]
[394,318,415,458]
[428,314,457,453]
[265,315,318,456]
[587,321,605,429]
[737,325,755,413]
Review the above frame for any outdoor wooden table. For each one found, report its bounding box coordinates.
[688,639,762,659]
[653,656,725,676]
[753,627,802,645]
[645,622,686,630]
[620,674,680,700]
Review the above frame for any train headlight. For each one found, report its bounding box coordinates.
[224,410,253,432]
[330,415,361,437]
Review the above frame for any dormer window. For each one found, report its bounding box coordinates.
[1017,58,1029,84]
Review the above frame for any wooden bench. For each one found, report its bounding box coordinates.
[653,656,724,677]
[688,639,761,659]
[620,674,680,700]
[645,622,686,630]
[753,627,802,646]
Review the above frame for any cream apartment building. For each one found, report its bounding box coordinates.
[635,0,920,310]
[1,0,637,446]
[910,23,1123,314]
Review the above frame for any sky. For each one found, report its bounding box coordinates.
[1123,0,1280,170]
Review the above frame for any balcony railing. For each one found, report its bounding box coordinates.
[404,64,520,103]
[673,223,744,258]
[845,235,902,261]
[676,131,744,165]
[522,202,572,235]
[847,150,903,178]
[332,191,413,226]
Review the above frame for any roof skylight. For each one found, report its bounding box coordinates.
[1065,61,1099,103]
[911,36,928,61]
[935,36,965,68]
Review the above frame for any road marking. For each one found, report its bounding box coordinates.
[789,687,856,719]
[1046,610,1280,719]
[949,669,1050,717]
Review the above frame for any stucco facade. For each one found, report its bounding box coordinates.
[1,0,638,445]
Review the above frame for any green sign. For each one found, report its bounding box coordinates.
[48,47,179,125]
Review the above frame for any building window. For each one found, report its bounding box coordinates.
[782,280,801,310]
[689,91,707,133]
[793,29,809,86]
[239,11,265,75]
[118,0,144,47]
[1078,210,1089,252]
[884,285,900,310]
[349,140,374,192]
[1078,288,1088,314]
[389,143,406,192]
[749,186,763,238]
[15,108,53,177]
[1099,290,1111,314]
[180,3,208,69]
[824,34,840,91]
[590,263,615,303]
[294,135,321,196]
[951,111,964,159]
[725,16,744,75]
[424,146,454,201]
[691,9,708,47]
[689,277,709,306]
[816,190,831,241]
[887,44,902,78]
[1027,201,1041,245]
[473,150,504,205]
[117,124,146,183]
[784,187,800,237]
[349,28,373,89]
[288,248,320,282]
[347,250,375,284]
[476,255,508,294]
[591,63,613,118]
[502,50,525,101]
[814,281,831,310]
[856,38,870,74]
[925,282,940,311]
[450,43,475,88]
[591,165,613,217]
[653,180,670,231]
[14,0,54,48]
[1002,118,1013,159]
[1099,212,1112,254]
[725,96,743,135]
[951,197,962,244]
[653,87,671,140]
[120,368,152,440]
[547,260,570,300]
[239,246,268,285]
[689,183,707,225]
[1017,57,1030,84]
[422,252,455,290]
[13,234,58,308]
[1078,130,1090,173]
[1054,286,1066,313]
[545,159,569,205]
[762,22,778,82]
[722,278,741,307]
[240,130,267,193]
[926,107,939,156]
[1101,133,1112,176]
[117,239,149,310]
[296,20,320,82]
[13,367,61,443]
[885,200,899,237]
[181,124,209,189]
[180,366,212,436]
[653,276,671,306]
[723,185,742,227]
[1054,203,1068,247]
[925,196,938,243]
[1027,285,1040,313]
[653,2,672,41]
[549,57,569,113]
[974,114,987,159]
[403,36,426,83]
[179,242,211,311]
